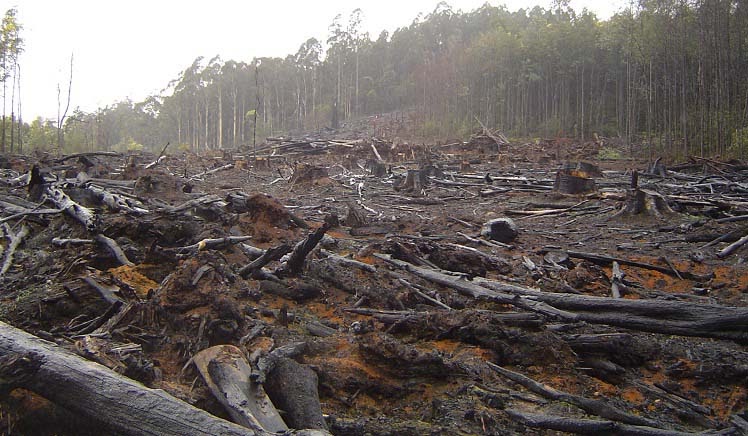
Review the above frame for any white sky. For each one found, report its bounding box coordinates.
[3,0,624,121]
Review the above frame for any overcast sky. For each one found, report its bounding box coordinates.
[2,0,624,121]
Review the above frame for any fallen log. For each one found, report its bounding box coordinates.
[278,222,332,276]
[0,195,61,218]
[55,151,121,163]
[505,410,701,436]
[508,200,593,220]
[94,234,134,267]
[395,277,454,310]
[717,234,748,258]
[0,224,28,276]
[51,237,94,247]
[175,235,253,255]
[0,321,258,436]
[319,249,377,273]
[699,227,747,249]
[238,243,292,279]
[457,231,512,249]
[144,142,170,169]
[156,194,225,214]
[730,415,748,434]
[83,182,149,214]
[240,243,266,260]
[488,362,661,427]
[561,333,644,366]
[2,171,30,187]
[193,345,288,434]
[715,215,748,224]
[565,250,712,282]
[632,381,715,428]
[264,357,329,430]
[189,163,234,180]
[473,277,748,342]
[610,261,626,298]
[82,276,123,305]
[0,206,62,223]
[378,254,748,341]
[46,185,98,232]
[345,307,543,328]
[473,115,508,150]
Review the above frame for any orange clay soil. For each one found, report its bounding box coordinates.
[1,121,747,435]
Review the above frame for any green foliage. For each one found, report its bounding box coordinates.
[598,146,624,160]
[728,127,748,158]
[9,1,747,160]
[113,136,144,152]
[421,119,443,138]
[1,8,23,81]
[25,117,56,151]
[455,118,475,140]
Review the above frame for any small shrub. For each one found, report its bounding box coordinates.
[598,146,623,160]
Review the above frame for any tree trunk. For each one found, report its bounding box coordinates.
[193,345,288,433]
[0,321,258,436]
[218,85,223,149]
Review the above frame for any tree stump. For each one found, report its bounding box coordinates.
[365,159,387,177]
[397,169,428,194]
[344,202,368,228]
[481,218,519,243]
[253,157,271,170]
[619,188,673,218]
[648,157,667,176]
[554,170,596,194]
[562,161,602,178]
[420,164,444,179]
[289,164,328,186]
[554,162,600,194]
[610,171,674,220]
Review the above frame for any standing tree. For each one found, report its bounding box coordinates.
[327,14,346,129]
[56,53,73,154]
[253,60,260,152]
[294,38,322,130]
[348,9,365,118]
[0,8,22,154]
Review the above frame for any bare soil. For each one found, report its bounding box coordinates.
[0,114,747,435]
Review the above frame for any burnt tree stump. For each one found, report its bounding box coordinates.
[289,164,328,186]
[365,159,387,177]
[554,170,596,194]
[398,169,428,194]
[345,202,368,228]
[610,170,674,220]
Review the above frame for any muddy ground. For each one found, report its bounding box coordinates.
[0,114,747,435]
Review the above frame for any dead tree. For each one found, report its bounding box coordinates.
[0,322,331,435]
[610,170,674,219]
[0,321,258,436]
[554,168,596,194]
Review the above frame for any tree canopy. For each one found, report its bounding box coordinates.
[16,1,748,159]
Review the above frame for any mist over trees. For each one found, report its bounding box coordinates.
[16,1,748,159]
